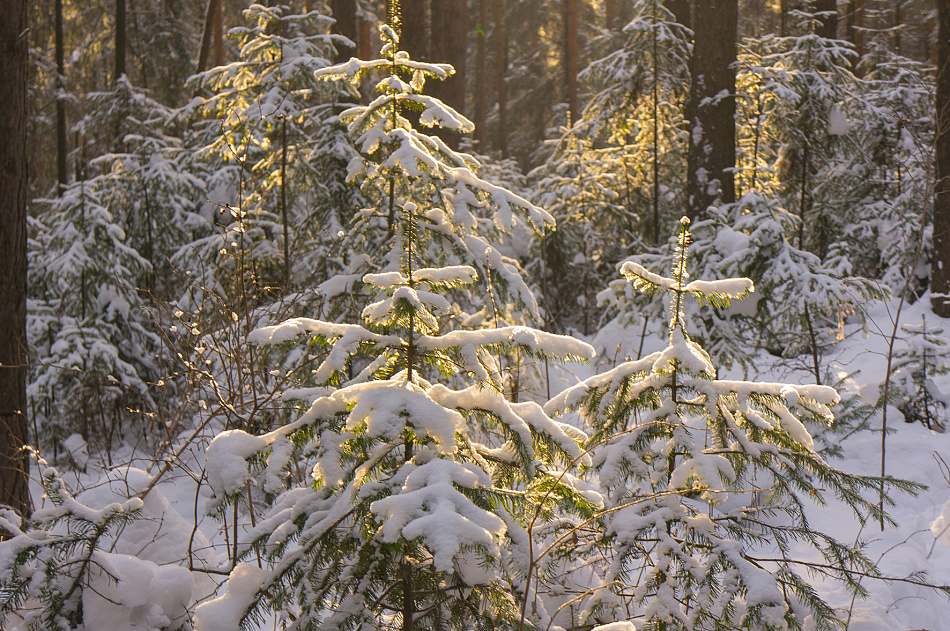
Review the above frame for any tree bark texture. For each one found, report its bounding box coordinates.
[847,0,864,64]
[55,0,67,192]
[116,0,127,81]
[401,0,428,61]
[932,0,950,316]
[197,0,217,72]
[606,0,618,29]
[685,0,737,220]
[214,0,223,67]
[430,0,468,149]
[815,0,837,39]
[474,0,488,147]
[894,0,902,54]
[666,0,690,30]
[493,0,508,157]
[332,0,358,64]
[358,10,372,60]
[565,0,579,127]
[0,0,32,521]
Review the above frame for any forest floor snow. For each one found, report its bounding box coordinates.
[19,294,950,630]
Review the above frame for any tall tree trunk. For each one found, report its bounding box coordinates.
[606,0,618,28]
[493,0,508,157]
[197,0,218,72]
[332,0,357,64]
[893,0,902,54]
[214,0,223,67]
[474,0,488,147]
[401,0,428,61]
[358,10,371,60]
[685,0,737,220]
[565,0,579,127]
[55,0,67,193]
[116,0,127,81]
[431,0,468,149]
[848,0,864,66]
[816,0,837,39]
[0,0,32,523]
[932,0,950,316]
[666,0,690,30]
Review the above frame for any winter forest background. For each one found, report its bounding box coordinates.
[6,0,950,629]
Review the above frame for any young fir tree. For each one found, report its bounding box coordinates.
[888,314,950,431]
[26,74,217,456]
[843,38,933,295]
[0,455,144,630]
[578,0,691,244]
[194,24,595,631]
[529,128,630,335]
[178,3,359,297]
[545,218,911,630]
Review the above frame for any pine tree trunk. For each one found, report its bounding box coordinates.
[474,0,488,147]
[932,0,950,316]
[332,0,357,64]
[666,0,690,30]
[606,0,618,28]
[55,0,67,193]
[214,0,223,66]
[402,0,428,61]
[116,0,127,81]
[848,0,864,68]
[685,0,737,220]
[493,0,508,157]
[565,0,579,127]
[197,0,217,72]
[0,0,32,523]
[816,0,837,39]
[431,0,468,149]
[358,10,371,60]
[893,0,902,54]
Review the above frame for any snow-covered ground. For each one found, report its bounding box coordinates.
[578,294,950,630]
[12,295,950,630]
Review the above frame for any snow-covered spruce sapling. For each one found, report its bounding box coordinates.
[888,314,950,432]
[195,25,596,631]
[0,455,144,631]
[545,218,911,630]
[178,3,357,294]
[28,163,158,457]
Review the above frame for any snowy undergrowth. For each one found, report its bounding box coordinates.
[5,284,950,629]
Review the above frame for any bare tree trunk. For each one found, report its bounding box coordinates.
[893,0,902,54]
[0,0,32,523]
[402,0,428,60]
[565,0,579,127]
[116,0,127,81]
[932,0,950,316]
[493,0,508,157]
[332,0,358,64]
[358,9,371,60]
[606,0,618,28]
[214,0,223,67]
[815,0,837,39]
[685,0,737,220]
[55,0,67,193]
[666,0,690,30]
[431,0,468,148]
[848,0,864,65]
[474,0,488,147]
[197,0,217,72]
